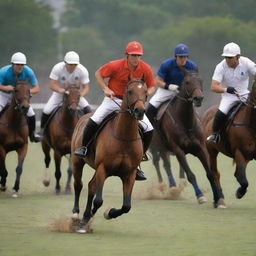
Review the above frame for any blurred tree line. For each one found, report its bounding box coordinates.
[1,0,256,110]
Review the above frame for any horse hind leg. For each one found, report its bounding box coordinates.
[160,151,176,187]
[151,149,164,183]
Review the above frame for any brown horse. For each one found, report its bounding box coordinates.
[202,81,256,208]
[41,84,82,194]
[71,78,147,233]
[0,80,30,197]
[153,69,224,206]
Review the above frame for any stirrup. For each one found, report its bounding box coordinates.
[207,133,220,143]
[74,146,88,158]
[135,168,147,181]
[142,153,149,161]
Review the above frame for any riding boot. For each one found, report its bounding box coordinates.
[74,118,99,158]
[39,113,51,135]
[207,110,227,143]
[145,104,158,127]
[27,115,41,143]
[82,106,92,115]
[135,130,154,181]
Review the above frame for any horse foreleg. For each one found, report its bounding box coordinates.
[42,141,51,187]
[13,145,28,197]
[151,149,164,183]
[104,172,136,220]
[197,147,225,208]
[53,151,62,194]
[0,150,8,191]
[65,156,72,194]
[175,148,205,203]
[77,172,97,233]
[160,151,176,187]
[234,149,248,199]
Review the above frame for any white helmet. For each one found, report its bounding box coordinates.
[64,51,80,64]
[222,42,241,57]
[11,52,27,64]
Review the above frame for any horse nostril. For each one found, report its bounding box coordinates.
[134,108,145,120]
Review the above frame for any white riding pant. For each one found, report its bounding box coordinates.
[91,96,153,132]
[149,87,178,108]
[43,92,90,114]
[219,93,249,114]
[0,91,35,117]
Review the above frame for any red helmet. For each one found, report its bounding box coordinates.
[125,41,143,55]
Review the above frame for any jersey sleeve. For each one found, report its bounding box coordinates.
[79,65,90,84]
[49,64,60,80]
[26,67,38,85]
[246,58,256,75]
[157,61,168,80]
[212,63,223,83]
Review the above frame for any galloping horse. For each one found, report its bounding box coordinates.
[71,77,147,233]
[41,84,82,194]
[0,80,30,197]
[152,68,223,206]
[202,81,256,208]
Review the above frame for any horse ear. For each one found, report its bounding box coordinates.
[179,66,189,75]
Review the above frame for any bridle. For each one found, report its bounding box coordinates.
[123,79,147,116]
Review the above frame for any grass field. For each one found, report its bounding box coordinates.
[1,143,256,256]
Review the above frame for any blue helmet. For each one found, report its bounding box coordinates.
[174,43,189,56]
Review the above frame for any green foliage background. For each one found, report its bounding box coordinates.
[1,0,256,108]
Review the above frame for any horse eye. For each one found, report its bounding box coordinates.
[128,90,132,95]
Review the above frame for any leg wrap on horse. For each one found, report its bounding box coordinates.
[74,118,99,158]
[82,106,92,115]
[145,104,158,127]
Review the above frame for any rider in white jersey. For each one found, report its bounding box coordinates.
[207,42,256,143]
[40,51,92,133]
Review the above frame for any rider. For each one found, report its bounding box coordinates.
[207,42,256,143]
[74,41,156,180]
[0,52,41,143]
[146,43,198,126]
[40,51,92,133]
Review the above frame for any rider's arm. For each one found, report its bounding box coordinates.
[80,83,89,97]
[30,84,40,94]
[95,69,114,98]
[211,80,227,93]
[49,79,65,93]
[155,75,165,88]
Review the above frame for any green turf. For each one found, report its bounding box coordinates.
[1,143,256,256]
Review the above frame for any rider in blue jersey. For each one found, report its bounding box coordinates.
[0,52,41,142]
[146,43,198,126]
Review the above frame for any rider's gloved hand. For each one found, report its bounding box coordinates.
[226,87,237,94]
[164,84,179,92]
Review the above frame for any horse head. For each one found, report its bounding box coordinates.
[63,84,80,115]
[123,76,147,120]
[179,67,204,107]
[13,79,30,115]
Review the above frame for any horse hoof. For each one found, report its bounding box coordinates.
[0,185,7,192]
[65,187,71,195]
[236,188,247,199]
[76,227,87,234]
[104,207,112,220]
[72,213,79,219]
[12,190,18,198]
[197,196,207,204]
[42,179,50,187]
